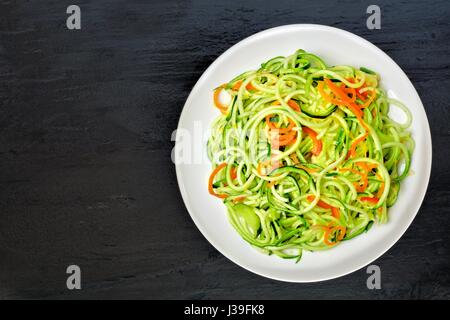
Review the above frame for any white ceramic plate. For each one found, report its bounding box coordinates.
[174,24,432,282]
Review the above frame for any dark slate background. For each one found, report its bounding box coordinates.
[0,0,449,299]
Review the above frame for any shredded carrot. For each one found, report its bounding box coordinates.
[347,133,369,159]
[372,107,377,118]
[287,99,301,112]
[360,196,380,204]
[319,79,374,159]
[213,85,228,114]
[317,82,341,105]
[355,162,378,193]
[346,78,368,101]
[340,167,368,192]
[357,175,368,192]
[357,162,377,171]
[265,115,298,147]
[334,226,346,241]
[232,80,242,91]
[273,131,297,146]
[302,127,322,156]
[360,89,376,109]
[323,227,334,246]
[306,195,332,209]
[265,115,295,132]
[325,79,356,105]
[230,166,237,180]
[265,115,277,129]
[246,82,256,91]
[324,79,363,118]
[324,226,346,246]
[356,89,368,100]
[376,183,385,198]
[331,207,341,219]
[308,195,341,220]
[341,83,356,103]
[273,129,296,141]
[232,79,257,91]
[208,163,228,199]
[347,77,367,101]
[306,195,341,219]
[276,137,296,147]
[232,196,246,203]
[286,137,298,146]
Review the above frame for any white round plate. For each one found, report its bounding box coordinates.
[174,24,432,282]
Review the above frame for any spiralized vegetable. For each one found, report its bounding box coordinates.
[207,49,414,262]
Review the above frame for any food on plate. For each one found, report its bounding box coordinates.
[207,49,414,262]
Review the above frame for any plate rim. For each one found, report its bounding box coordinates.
[174,24,432,283]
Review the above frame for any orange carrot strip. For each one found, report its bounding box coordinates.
[246,82,256,91]
[318,82,341,105]
[287,99,301,112]
[340,167,367,192]
[360,90,376,109]
[322,80,372,157]
[232,196,246,203]
[265,116,295,132]
[323,227,335,246]
[274,131,297,146]
[213,85,228,113]
[331,207,341,219]
[208,163,228,199]
[324,226,346,246]
[307,195,333,209]
[231,80,243,91]
[230,167,237,180]
[231,79,256,91]
[334,226,346,241]
[302,127,322,156]
[347,133,369,159]
[325,79,363,118]
[376,183,385,198]
[360,196,380,204]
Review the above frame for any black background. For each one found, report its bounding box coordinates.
[0,0,449,299]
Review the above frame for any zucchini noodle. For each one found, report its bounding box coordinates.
[207,49,414,262]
